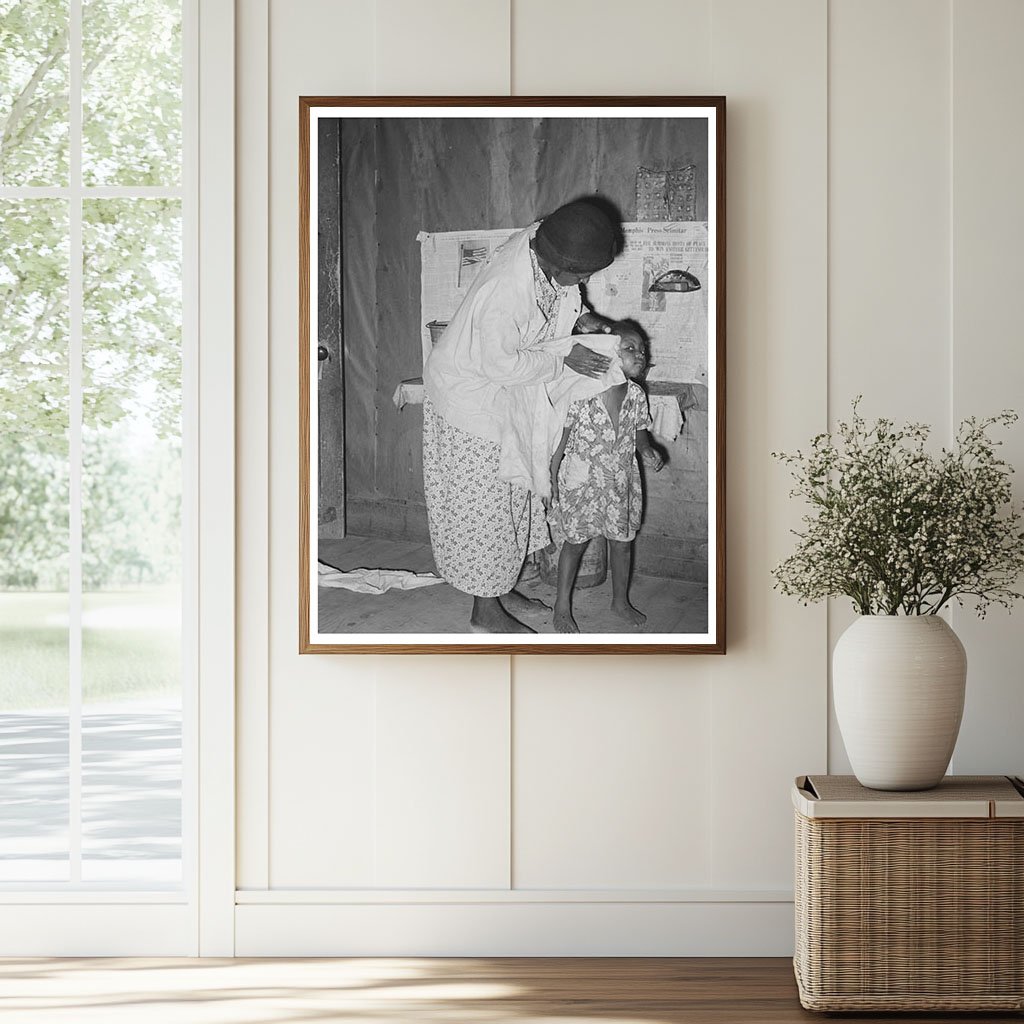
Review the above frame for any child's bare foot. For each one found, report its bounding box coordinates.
[611,600,647,627]
[553,605,579,633]
[471,598,536,634]
[502,589,550,614]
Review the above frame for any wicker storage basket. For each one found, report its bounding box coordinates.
[793,775,1024,1012]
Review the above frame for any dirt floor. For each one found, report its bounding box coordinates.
[318,536,708,635]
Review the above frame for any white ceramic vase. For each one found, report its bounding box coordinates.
[833,615,967,791]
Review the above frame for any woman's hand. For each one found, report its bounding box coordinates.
[564,343,611,379]
[574,311,613,335]
[641,446,665,472]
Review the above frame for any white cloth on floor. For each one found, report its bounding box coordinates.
[317,562,445,594]
[499,334,625,499]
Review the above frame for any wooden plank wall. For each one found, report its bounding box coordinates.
[316,119,345,536]
[340,115,711,577]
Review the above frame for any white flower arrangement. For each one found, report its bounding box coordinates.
[772,400,1024,616]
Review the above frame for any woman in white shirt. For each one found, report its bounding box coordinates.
[422,199,620,633]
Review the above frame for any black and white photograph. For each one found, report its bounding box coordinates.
[300,98,725,653]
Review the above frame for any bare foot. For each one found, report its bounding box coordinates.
[553,606,579,633]
[470,601,535,634]
[502,589,551,614]
[611,600,647,627]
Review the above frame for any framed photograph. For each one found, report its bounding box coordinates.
[300,97,725,654]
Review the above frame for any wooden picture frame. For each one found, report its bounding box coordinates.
[300,97,725,653]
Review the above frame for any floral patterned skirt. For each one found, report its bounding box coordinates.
[422,398,549,598]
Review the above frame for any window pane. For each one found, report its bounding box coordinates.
[82,0,181,186]
[0,199,70,880]
[81,198,181,883]
[0,1,70,186]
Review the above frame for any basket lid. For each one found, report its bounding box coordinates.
[793,775,1024,819]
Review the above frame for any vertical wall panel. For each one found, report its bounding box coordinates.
[950,0,1024,777]
[266,0,378,887]
[270,667,377,886]
[513,657,713,889]
[374,0,510,95]
[512,0,712,95]
[708,0,828,888]
[197,0,238,955]
[827,0,951,772]
[375,661,511,887]
[236,0,270,891]
[829,0,951,424]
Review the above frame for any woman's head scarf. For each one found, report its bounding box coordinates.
[534,199,618,274]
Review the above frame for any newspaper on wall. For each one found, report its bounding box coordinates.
[416,228,517,366]
[585,222,708,384]
[417,221,709,384]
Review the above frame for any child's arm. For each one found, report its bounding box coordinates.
[549,426,572,504]
[636,428,665,471]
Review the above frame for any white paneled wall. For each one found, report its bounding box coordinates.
[826,0,953,773]
[949,0,1024,777]
[511,0,713,93]
[828,0,951,426]
[270,664,378,885]
[373,662,511,889]
[236,0,271,894]
[705,0,828,890]
[513,657,714,889]
[234,0,1024,954]
[375,0,510,95]
[827,0,1024,779]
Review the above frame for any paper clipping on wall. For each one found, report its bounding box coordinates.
[585,222,708,384]
[417,222,709,384]
[416,228,517,365]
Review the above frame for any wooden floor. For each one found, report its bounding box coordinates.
[318,536,708,635]
[0,957,1018,1023]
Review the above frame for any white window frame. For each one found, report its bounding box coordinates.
[0,0,234,956]
[195,0,236,958]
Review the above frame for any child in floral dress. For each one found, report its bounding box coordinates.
[549,323,664,633]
